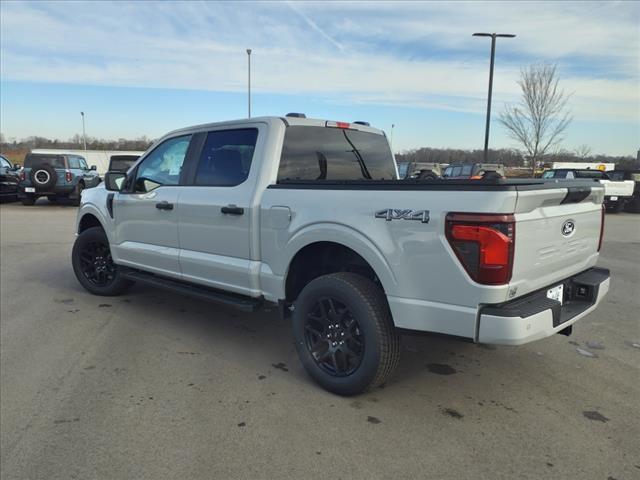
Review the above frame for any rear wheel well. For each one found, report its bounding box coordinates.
[78,214,103,234]
[285,242,382,303]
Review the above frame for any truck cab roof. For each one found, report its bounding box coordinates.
[163,116,385,139]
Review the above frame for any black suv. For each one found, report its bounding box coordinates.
[0,154,20,202]
[19,153,101,206]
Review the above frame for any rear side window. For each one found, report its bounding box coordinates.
[68,157,81,169]
[575,170,605,179]
[24,155,65,169]
[277,126,396,181]
[194,129,258,186]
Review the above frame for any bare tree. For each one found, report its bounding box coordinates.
[499,64,572,174]
[574,144,592,160]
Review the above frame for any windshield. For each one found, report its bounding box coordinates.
[24,154,65,169]
[443,165,473,177]
[278,126,396,181]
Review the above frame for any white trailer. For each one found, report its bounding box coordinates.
[552,162,615,171]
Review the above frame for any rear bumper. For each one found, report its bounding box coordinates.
[19,184,75,197]
[477,267,610,345]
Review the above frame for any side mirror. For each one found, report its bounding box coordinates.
[13,163,21,170]
[104,172,126,191]
[90,165,97,170]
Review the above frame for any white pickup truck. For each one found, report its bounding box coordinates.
[542,168,635,212]
[72,115,610,395]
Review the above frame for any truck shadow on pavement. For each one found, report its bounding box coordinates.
[87,282,501,394]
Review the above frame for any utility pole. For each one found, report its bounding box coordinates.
[390,123,395,151]
[472,32,515,162]
[80,111,87,150]
[246,49,252,118]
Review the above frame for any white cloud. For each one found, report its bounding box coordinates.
[1,0,638,123]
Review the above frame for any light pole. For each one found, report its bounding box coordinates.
[246,49,252,118]
[80,111,87,150]
[390,124,395,151]
[473,32,515,162]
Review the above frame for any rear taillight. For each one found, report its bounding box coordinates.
[19,170,25,181]
[598,204,605,252]
[445,213,515,285]
[65,171,73,182]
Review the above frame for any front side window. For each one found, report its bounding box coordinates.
[194,129,258,186]
[278,126,396,181]
[79,157,88,169]
[0,157,10,168]
[135,135,191,192]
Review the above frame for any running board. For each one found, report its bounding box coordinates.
[121,270,263,312]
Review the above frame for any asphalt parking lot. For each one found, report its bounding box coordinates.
[1,201,638,480]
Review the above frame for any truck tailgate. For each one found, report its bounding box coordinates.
[510,183,604,297]
[600,179,635,197]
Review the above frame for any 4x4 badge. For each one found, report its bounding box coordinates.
[375,209,430,223]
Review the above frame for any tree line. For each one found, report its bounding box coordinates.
[0,133,154,153]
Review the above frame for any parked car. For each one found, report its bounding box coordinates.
[108,154,140,173]
[19,153,101,206]
[442,163,505,179]
[72,115,610,395]
[541,169,635,212]
[0,154,20,202]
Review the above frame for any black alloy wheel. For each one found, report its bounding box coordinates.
[304,296,364,377]
[72,226,134,296]
[292,272,400,395]
[78,239,117,287]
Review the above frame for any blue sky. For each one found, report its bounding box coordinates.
[1,1,638,156]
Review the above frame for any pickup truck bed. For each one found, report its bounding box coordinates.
[264,178,606,342]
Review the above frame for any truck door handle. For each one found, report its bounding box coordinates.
[221,205,244,215]
[155,201,174,210]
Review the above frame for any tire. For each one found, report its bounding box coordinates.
[624,196,640,213]
[417,170,438,180]
[292,272,400,396]
[72,226,134,296]
[482,171,502,180]
[29,164,57,191]
[71,183,84,207]
[21,196,35,206]
[605,201,623,213]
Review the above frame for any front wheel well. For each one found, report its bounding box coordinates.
[78,213,103,234]
[285,242,382,303]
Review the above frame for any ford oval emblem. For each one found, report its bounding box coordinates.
[561,219,576,237]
